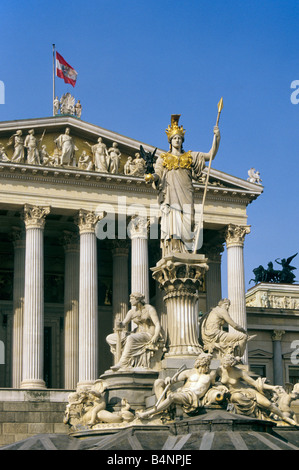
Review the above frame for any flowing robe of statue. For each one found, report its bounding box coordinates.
[108,143,121,174]
[55,130,76,165]
[149,115,220,254]
[106,293,163,370]
[25,132,40,165]
[153,151,206,250]
[85,138,109,172]
[10,132,25,163]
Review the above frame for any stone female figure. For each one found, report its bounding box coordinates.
[106,292,163,370]
[220,354,298,426]
[8,130,25,163]
[145,115,220,256]
[85,137,109,172]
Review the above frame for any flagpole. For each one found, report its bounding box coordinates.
[52,44,56,116]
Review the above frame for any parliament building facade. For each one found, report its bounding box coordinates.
[0,112,298,444]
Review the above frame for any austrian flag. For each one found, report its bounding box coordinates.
[56,52,78,87]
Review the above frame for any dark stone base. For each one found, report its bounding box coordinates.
[2,409,299,450]
[100,369,159,410]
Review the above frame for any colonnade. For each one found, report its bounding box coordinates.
[9,204,249,389]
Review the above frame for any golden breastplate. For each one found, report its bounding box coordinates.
[161,151,192,170]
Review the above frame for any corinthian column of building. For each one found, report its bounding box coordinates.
[225,224,250,361]
[11,226,25,388]
[272,330,285,385]
[128,215,149,303]
[76,209,104,387]
[21,204,50,389]
[63,230,80,389]
[111,240,129,363]
[111,240,129,325]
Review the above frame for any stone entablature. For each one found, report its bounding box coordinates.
[246,283,299,310]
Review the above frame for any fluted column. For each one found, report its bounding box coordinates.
[272,330,285,385]
[21,204,50,389]
[155,286,167,334]
[112,240,129,325]
[225,224,250,361]
[152,255,208,357]
[63,230,80,389]
[128,215,149,302]
[164,291,201,355]
[11,227,25,388]
[204,242,224,312]
[76,209,104,387]
[111,240,129,363]
[150,241,167,334]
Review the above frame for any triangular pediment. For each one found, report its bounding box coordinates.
[282,350,298,359]
[207,168,263,193]
[248,349,273,359]
[0,115,263,202]
[0,115,150,175]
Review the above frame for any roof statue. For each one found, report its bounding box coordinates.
[53,93,82,118]
[247,167,262,184]
[250,253,298,284]
[275,253,298,283]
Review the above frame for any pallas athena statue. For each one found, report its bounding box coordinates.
[145,114,221,256]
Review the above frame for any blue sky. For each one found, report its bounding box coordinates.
[0,0,298,293]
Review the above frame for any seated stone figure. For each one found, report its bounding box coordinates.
[0,144,10,161]
[199,299,253,357]
[106,292,165,371]
[78,151,93,170]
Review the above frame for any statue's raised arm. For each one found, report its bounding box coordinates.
[192,125,220,162]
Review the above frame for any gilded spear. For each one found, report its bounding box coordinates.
[193,98,223,253]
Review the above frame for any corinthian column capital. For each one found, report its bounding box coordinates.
[127,215,150,239]
[225,224,250,248]
[272,330,285,342]
[23,204,50,229]
[76,209,105,234]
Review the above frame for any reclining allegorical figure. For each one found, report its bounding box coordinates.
[137,352,225,420]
